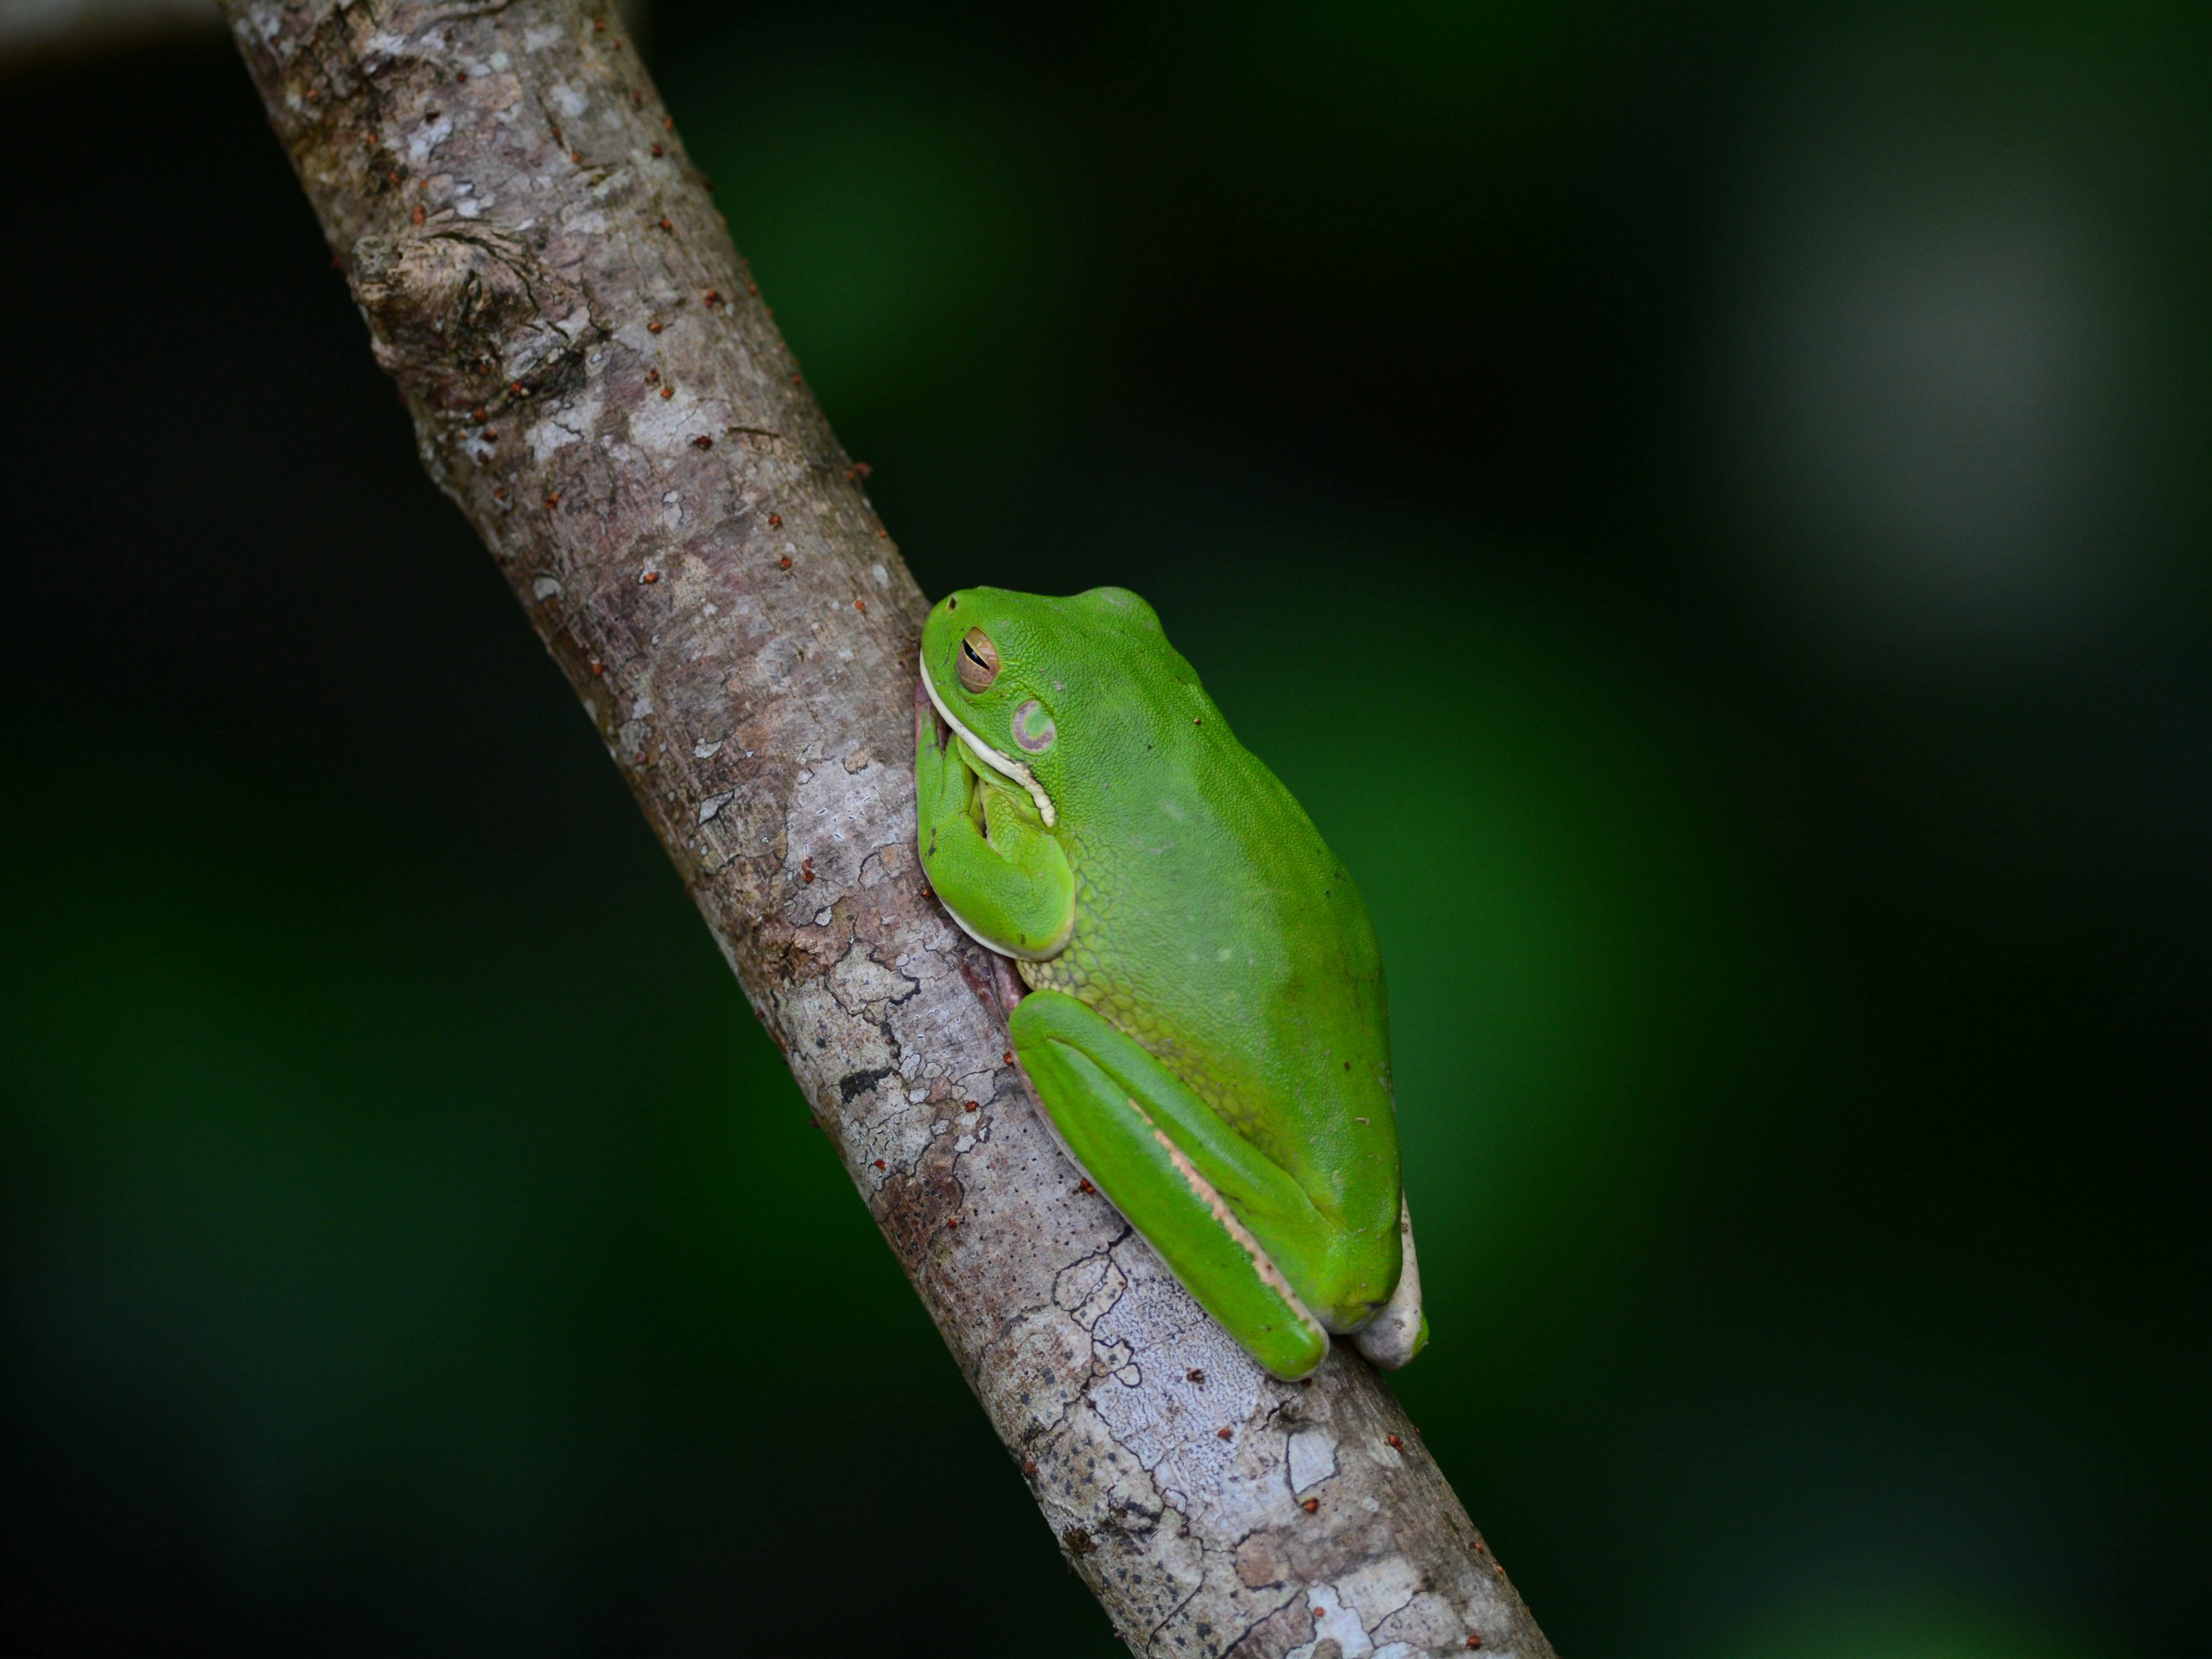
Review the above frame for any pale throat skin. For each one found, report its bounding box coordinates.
[913,585,1426,1381]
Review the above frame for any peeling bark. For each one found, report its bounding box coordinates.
[217,4,1559,1655]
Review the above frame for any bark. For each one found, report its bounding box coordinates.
[217,4,1558,1655]
[0,0,639,67]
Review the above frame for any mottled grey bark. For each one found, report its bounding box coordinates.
[217,4,1557,1654]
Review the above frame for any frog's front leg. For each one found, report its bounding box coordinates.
[916,683,1074,959]
[1010,989,1356,1380]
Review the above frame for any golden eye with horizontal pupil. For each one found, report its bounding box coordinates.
[1013,699,1056,753]
[957,627,1001,692]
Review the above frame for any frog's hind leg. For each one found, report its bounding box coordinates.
[1009,989,1331,1380]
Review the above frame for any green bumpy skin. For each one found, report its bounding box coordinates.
[915,586,1426,1380]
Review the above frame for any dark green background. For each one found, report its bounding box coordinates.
[2,4,2204,1655]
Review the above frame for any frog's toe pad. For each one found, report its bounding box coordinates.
[1351,1198,1427,1370]
[1353,1305,1425,1370]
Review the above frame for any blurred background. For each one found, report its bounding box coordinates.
[1,3,2205,1654]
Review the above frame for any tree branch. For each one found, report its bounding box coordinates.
[217,4,1556,1654]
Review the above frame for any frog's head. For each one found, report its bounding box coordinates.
[919,585,1185,829]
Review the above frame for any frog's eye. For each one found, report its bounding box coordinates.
[957,627,1001,693]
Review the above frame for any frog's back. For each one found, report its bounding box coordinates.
[1025,655,1398,1236]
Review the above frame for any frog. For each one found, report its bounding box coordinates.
[913,585,1425,1380]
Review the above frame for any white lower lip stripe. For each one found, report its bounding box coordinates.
[921,646,1058,827]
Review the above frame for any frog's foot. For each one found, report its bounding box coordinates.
[1351,1198,1427,1369]
[914,677,1075,961]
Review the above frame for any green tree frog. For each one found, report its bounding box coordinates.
[915,586,1426,1380]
